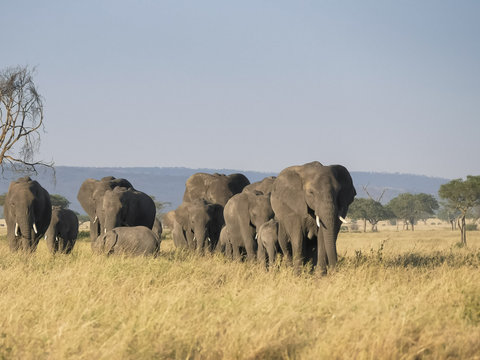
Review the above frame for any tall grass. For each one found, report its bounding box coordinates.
[1,229,480,359]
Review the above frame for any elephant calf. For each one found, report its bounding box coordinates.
[92,226,160,257]
[257,219,282,267]
[45,207,79,254]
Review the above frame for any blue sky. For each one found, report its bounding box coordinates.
[2,1,479,178]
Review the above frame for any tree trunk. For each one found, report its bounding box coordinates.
[458,215,467,246]
[363,219,366,233]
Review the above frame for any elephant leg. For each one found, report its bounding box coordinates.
[277,223,291,265]
[257,240,267,267]
[266,242,277,268]
[287,219,304,274]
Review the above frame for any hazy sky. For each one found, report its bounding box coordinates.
[2,1,479,179]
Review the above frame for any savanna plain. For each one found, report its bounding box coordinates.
[1,224,480,359]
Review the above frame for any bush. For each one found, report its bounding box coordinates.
[466,224,478,231]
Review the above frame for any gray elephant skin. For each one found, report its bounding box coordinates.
[173,199,224,252]
[92,226,160,256]
[99,187,156,233]
[270,161,356,273]
[257,219,281,267]
[4,177,52,252]
[45,207,79,254]
[182,172,250,206]
[77,177,133,241]
[243,176,276,195]
[223,190,274,261]
[152,216,163,240]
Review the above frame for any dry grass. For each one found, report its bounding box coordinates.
[1,228,480,359]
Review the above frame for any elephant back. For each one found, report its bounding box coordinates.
[183,172,250,206]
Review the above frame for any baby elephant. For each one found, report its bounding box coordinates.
[45,207,79,254]
[257,219,282,268]
[92,226,160,256]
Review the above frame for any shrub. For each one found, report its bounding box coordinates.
[466,224,478,231]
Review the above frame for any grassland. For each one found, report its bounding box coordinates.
[1,227,480,359]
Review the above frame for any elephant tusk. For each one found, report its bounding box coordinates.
[339,216,348,224]
[316,216,321,228]
[45,235,48,240]
[206,237,211,243]
[193,236,196,242]
[55,236,59,243]
[94,216,98,223]
[104,228,107,233]
[255,233,258,240]
[33,223,38,234]
[15,223,19,236]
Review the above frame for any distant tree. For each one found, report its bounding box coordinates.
[439,176,480,246]
[49,194,70,209]
[348,198,392,232]
[387,193,439,231]
[150,195,171,215]
[437,203,461,231]
[0,193,5,206]
[0,66,53,173]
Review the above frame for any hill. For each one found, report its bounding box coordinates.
[0,166,450,214]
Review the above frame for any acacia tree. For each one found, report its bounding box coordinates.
[50,194,70,209]
[437,203,461,231]
[348,198,392,232]
[387,193,439,231]
[439,176,480,246]
[0,66,52,172]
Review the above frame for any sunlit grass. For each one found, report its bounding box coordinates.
[1,228,480,359]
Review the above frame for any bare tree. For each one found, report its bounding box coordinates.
[0,66,53,173]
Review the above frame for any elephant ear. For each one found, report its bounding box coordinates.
[208,203,225,227]
[329,165,356,216]
[104,231,118,255]
[174,203,190,228]
[272,166,308,215]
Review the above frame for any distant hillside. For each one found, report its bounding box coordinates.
[0,166,450,214]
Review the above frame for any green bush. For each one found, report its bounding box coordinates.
[466,224,478,231]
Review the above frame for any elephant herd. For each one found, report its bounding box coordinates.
[4,176,162,256]
[3,161,356,274]
[171,161,356,273]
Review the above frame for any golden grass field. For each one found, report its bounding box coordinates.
[1,225,480,359]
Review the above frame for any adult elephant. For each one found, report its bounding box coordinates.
[182,172,250,206]
[174,199,224,253]
[45,207,79,254]
[223,190,274,261]
[243,176,276,195]
[77,177,133,241]
[270,161,356,274]
[98,187,156,233]
[4,177,52,252]
[92,226,160,256]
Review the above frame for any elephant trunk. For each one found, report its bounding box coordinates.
[315,201,338,271]
[193,225,208,253]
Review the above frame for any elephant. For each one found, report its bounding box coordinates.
[173,199,224,253]
[152,216,163,240]
[98,187,156,233]
[4,177,52,252]
[243,176,276,195]
[216,225,233,258]
[45,207,79,254]
[92,226,160,256]
[77,177,133,242]
[223,190,274,261]
[182,172,250,206]
[270,161,356,274]
[256,218,281,267]
[162,210,176,230]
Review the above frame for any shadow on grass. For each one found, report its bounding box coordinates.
[340,246,480,269]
